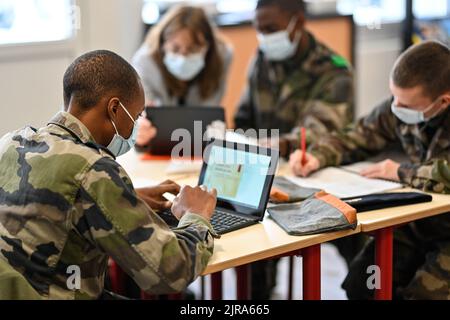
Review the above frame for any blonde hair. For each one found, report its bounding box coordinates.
[145,5,225,101]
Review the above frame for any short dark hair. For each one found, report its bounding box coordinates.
[391,41,450,99]
[63,50,141,110]
[256,0,305,13]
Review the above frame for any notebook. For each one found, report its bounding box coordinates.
[286,167,403,198]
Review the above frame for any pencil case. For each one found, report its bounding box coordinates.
[269,176,320,204]
[268,191,358,235]
[341,192,433,212]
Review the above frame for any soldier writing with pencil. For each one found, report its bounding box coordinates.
[290,41,450,299]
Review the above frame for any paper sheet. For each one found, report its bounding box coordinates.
[286,167,403,198]
[340,162,375,174]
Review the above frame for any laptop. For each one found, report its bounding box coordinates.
[159,139,279,235]
[145,106,225,156]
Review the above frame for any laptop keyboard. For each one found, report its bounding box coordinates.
[210,210,254,234]
[157,209,255,234]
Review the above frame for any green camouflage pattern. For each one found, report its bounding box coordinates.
[234,32,354,153]
[0,258,42,299]
[310,98,450,194]
[401,241,450,300]
[343,215,450,300]
[0,112,215,300]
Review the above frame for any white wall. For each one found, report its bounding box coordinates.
[76,0,144,59]
[355,38,402,117]
[354,24,403,118]
[0,0,143,137]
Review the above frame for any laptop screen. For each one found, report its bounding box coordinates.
[199,140,278,217]
[145,106,225,156]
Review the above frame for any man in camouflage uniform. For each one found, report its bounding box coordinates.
[235,0,354,159]
[290,41,450,299]
[0,50,218,299]
[233,0,354,299]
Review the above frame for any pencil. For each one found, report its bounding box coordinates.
[300,127,306,166]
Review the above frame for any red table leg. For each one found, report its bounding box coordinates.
[375,227,393,300]
[302,244,321,300]
[211,272,223,300]
[109,260,126,296]
[236,264,251,300]
[141,292,156,300]
[168,293,184,300]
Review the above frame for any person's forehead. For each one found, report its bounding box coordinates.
[165,28,205,46]
[390,81,430,105]
[255,5,289,25]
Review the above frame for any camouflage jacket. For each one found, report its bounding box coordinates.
[0,112,215,299]
[234,32,354,156]
[310,98,450,194]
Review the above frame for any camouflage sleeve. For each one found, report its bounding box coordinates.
[234,57,257,130]
[308,98,399,167]
[399,159,450,194]
[281,70,354,157]
[74,157,215,294]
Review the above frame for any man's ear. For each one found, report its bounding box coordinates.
[442,93,450,106]
[106,97,121,121]
[295,11,305,30]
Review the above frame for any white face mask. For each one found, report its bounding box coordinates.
[391,97,444,125]
[257,16,302,61]
[107,102,138,157]
[163,50,206,81]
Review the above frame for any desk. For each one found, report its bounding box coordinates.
[117,151,361,300]
[357,190,450,300]
[117,151,450,300]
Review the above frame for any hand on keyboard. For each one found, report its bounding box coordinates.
[171,185,217,221]
[136,180,180,210]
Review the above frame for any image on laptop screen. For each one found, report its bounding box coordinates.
[202,144,272,209]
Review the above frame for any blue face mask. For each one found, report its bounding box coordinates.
[163,50,206,81]
[391,97,444,125]
[107,102,138,157]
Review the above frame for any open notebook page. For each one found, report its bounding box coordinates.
[286,167,403,198]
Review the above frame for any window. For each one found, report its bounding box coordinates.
[0,0,76,46]
[337,0,406,27]
[141,0,258,25]
[413,0,449,19]
[413,0,450,45]
[336,0,450,27]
